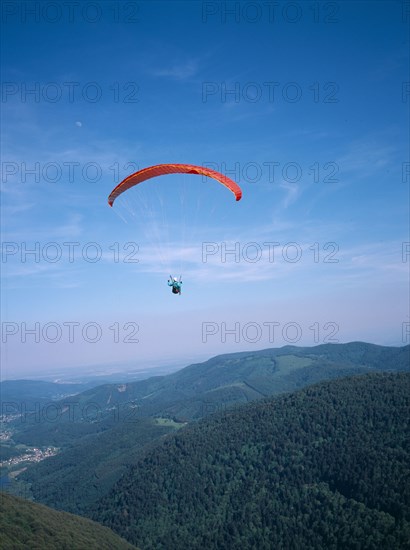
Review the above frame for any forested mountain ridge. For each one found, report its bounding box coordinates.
[0,493,138,550]
[94,372,410,550]
[9,342,409,517]
[13,341,410,439]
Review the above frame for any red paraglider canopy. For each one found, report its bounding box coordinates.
[108,163,242,206]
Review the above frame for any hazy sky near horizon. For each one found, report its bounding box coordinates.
[1,1,409,379]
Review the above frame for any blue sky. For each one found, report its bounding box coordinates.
[1,1,409,378]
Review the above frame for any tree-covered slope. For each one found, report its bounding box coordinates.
[13,343,409,518]
[94,372,410,550]
[19,417,183,515]
[0,492,138,550]
[12,342,410,448]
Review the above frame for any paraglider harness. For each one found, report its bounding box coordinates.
[168,276,182,295]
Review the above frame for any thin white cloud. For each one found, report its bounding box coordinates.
[151,60,199,80]
[278,181,301,209]
[131,234,410,289]
[337,141,395,176]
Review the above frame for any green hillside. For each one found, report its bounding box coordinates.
[21,417,183,514]
[12,342,410,447]
[11,342,409,516]
[94,372,410,549]
[0,492,138,550]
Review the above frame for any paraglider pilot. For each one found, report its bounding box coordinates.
[168,276,182,295]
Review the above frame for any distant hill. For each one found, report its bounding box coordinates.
[94,372,410,549]
[149,341,410,419]
[0,492,138,550]
[0,380,95,411]
[13,342,410,441]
